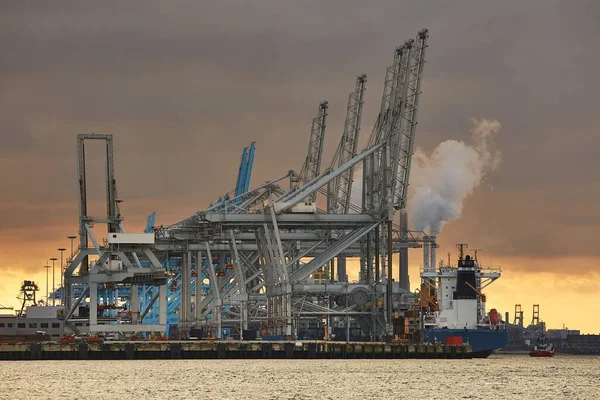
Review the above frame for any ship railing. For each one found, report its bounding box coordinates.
[480,265,502,272]
[419,266,456,275]
[477,321,507,330]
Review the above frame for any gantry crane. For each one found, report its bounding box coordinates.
[59,29,437,340]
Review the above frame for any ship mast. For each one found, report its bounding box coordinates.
[472,248,482,263]
[456,243,468,260]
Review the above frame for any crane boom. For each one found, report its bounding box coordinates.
[367,46,405,149]
[300,101,328,203]
[365,43,411,218]
[234,141,256,204]
[235,146,249,200]
[385,39,414,217]
[392,29,429,211]
[329,74,367,213]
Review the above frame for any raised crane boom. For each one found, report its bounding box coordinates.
[329,74,367,214]
[299,101,328,203]
[234,141,256,204]
[362,43,411,218]
[365,29,428,219]
[385,39,414,217]
[392,29,428,211]
[366,46,405,149]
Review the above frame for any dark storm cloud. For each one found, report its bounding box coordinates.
[0,110,36,153]
[1,1,599,261]
[437,184,600,259]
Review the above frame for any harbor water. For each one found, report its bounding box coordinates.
[0,354,597,399]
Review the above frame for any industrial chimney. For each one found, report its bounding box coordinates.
[429,235,437,270]
[423,235,430,272]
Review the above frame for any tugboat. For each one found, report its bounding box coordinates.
[529,335,555,357]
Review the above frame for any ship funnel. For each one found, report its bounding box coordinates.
[423,235,430,271]
[429,235,437,270]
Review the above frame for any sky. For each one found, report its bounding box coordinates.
[1,1,599,332]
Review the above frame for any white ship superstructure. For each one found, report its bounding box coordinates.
[421,244,502,329]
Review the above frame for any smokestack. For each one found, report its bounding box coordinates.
[429,235,437,270]
[423,235,430,272]
[399,210,410,290]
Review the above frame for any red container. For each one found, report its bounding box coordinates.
[446,336,463,345]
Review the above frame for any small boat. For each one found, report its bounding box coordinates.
[529,335,555,357]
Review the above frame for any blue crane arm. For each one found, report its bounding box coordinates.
[235,147,249,199]
[144,212,156,233]
[243,142,256,194]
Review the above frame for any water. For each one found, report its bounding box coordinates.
[0,354,597,399]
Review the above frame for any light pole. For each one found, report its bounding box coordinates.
[50,257,57,306]
[67,236,77,259]
[58,248,66,306]
[67,236,77,311]
[44,264,51,306]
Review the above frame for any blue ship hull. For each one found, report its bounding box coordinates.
[425,329,508,358]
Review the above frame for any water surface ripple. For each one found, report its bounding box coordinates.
[0,354,597,399]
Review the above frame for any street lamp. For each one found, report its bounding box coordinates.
[44,264,51,306]
[58,248,66,306]
[50,257,57,306]
[67,235,77,259]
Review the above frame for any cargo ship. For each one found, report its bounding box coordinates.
[420,245,508,357]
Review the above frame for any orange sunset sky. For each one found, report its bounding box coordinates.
[1,2,599,333]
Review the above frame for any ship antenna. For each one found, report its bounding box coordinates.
[456,244,468,260]
[472,248,482,263]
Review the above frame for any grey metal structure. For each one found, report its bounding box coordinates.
[62,29,434,340]
[329,74,367,214]
[63,134,168,336]
[299,101,329,203]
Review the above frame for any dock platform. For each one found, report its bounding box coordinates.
[0,341,472,361]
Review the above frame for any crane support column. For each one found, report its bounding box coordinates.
[387,220,393,328]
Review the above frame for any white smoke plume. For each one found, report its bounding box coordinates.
[408,118,502,235]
